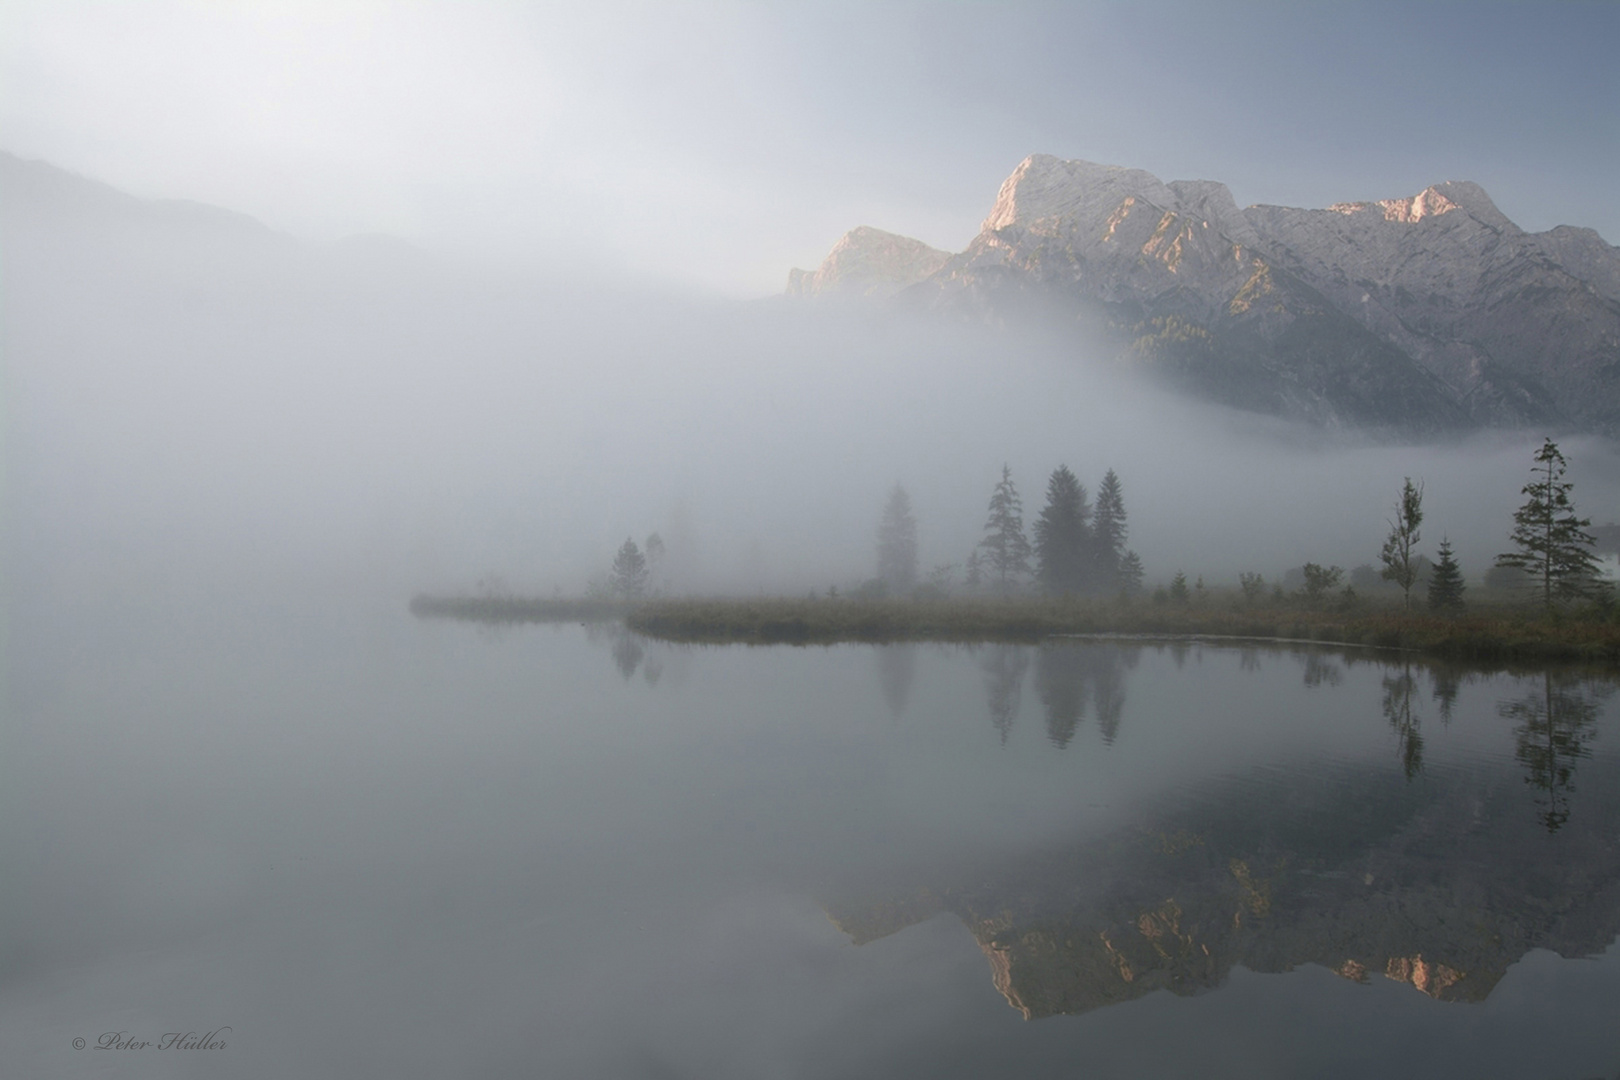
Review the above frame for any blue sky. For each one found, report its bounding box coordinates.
[2,0,1615,294]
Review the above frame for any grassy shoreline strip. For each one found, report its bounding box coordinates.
[622,597,1620,665]
[408,595,632,622]
[410,594,1620,667]
[1048,631,1405,652]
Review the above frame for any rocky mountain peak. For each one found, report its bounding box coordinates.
[981,155,1260,250]
[981,154,1174,232]
[1325,180,1514,232]
[786,225,950,300]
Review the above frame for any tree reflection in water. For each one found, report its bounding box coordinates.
[874,643,917,719]
[1501,672,1610,833]
[583,621,648,681]
[1035,644,1087,747]
[1301,652,1343,688]
[1382,662,1424,779]
[610,632,645,680]
[1094,650,1132,745]
[1430,665,1463,724]
[981,644,1030,745]
[1029,644,1137,748]
[828,658,1620,1023]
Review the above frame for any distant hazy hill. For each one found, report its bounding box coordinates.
[790,155,1620,436]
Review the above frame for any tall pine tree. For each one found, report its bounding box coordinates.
[979,465,1032,595]
[875,484,918,592]
[1093,469,1129,591]
[1496,439,1604,607]
[1033,465,1092,596]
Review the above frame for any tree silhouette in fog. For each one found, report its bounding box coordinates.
[1378,477,1424,609]
[1427,538,1466,613]
[1033,466,1092,596]
[979,466,1032,596]
[1094,468,1136,594]
[1496,438,1605,608]
[876,485,918,593]
[611,538,648,599]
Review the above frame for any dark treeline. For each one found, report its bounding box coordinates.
[869,464,1144,601]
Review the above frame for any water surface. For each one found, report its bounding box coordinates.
[6,593,1620,1078]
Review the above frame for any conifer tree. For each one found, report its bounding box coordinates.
[1427,538,1466,613]
[979,465,1032,595]
[1117,550,1144,596]
[610,537,648,599]
[875,484,918,592]
[1379,477,1424,609]
[1496,439,1604,607]
[1168,570,1190,604]
[1033,465,1092,596]
[1093,468,1129,590]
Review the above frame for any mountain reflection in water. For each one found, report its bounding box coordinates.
[814,645,1620,1021]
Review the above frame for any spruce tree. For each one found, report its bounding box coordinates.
[1117,550,1144,596]
[979,465,1032,595]
[610,538,648,599]
[1496,439,1604,607]
[1427,538,1466,613]
[965,549,983,591]
[1033,465,1091,596]
[875,484,918,592]
[1093,468,1129,591]
[1168,570,1190,604]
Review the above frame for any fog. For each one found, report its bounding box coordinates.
[10,7,1620,1075]
[7,152,1618,629]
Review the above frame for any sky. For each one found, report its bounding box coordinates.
[2,0,1616,297]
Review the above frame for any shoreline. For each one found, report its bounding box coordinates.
[411,593,1620,667]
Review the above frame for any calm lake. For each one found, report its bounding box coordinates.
[7,591,1620,1078]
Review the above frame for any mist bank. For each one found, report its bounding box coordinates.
[6,153,1620,624]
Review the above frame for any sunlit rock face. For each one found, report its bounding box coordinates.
[1245,180,1620,431]
[791,154,1620,436]
[786,225,951,300]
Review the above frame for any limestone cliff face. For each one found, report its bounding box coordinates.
[790,154,1620,435]
[1244,182,1620,431]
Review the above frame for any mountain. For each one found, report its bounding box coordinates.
[785,225,951,299]
[789,155,1620,436]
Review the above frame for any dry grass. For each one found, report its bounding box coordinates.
[409,590,1620,666]
[624,595,1620,664]
[409,594,632,622]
